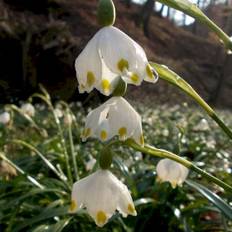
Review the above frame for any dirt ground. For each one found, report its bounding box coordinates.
[0,0,231,108]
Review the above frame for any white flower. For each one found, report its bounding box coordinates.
[21,103,35,117]
[85,157,97,171]
[54,108,63,118]
[64,113,74,126]
[134,151,143,161]
[70,169,137,227]
[75,26,158,96]
[0,112,10,125]
[194,118,210,131]
[82,96,144,146]
[156,158,189,188]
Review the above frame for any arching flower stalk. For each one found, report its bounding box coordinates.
[70,169,137,227]
[156,158,189,188]
[75,26,158,96]
[82,96,144,146]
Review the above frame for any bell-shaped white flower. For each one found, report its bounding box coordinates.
[0,112,10,125]
[75,26,158,96]
[82,96,144,146]
[70,169,137,227]
[21,103,35,117]
[156,158,189,188]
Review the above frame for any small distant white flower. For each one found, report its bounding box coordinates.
[194,118,210,131]
[21,103,35,117]
[64,113,73,126]
[70,169,137,227]
[0,112,10,125]
[156,158,189,188]
[134,151,143,161]
[85,157,96,171]
[75,26,158,96]
[54,108,63,118]
[82,96,144,146]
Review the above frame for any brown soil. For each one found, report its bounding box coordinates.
[0,0,230,108]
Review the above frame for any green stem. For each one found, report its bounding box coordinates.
[151,63,232,140]
[31,93,73,184]
[0,152,43,189]
[11,139,68,185]
[68,121,79,181]
[125,140,232,193]
[211,112,232,139]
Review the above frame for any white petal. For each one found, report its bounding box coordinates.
[82,105,110,141]
[75,31,102,93]
[156,159,189,187]
[99,26,148,85]
[107,97,143,144]
[96,57,120,96]
[117,183,137,217]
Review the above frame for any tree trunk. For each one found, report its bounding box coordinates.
[139,0,155,37]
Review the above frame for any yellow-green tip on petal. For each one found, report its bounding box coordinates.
[97,0,116,26]
[96,211,107,227]
[69,200,77,213]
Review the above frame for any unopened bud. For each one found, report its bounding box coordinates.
[97,0,116,26]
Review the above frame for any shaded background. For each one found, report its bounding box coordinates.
[0,0,232,108]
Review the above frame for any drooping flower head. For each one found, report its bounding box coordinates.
[156,158,189,188]
[82,96,144,146]
[75,26,158,96]
[0,112,10,125]
[70,169,137,227]
[21,103,35,117]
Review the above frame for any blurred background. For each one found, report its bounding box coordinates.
[0,0,232,108]
[0,1,232,231]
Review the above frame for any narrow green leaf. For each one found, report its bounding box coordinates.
[46,218,71,232]
[157,0,232,51]
[134,198,154,207]
[12,139,67,182]
[186,180,232,219]
[32,218,71,232]
[14,206,69,232]
[150,62,232,140]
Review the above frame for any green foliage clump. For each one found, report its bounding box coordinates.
[0,88,231,231]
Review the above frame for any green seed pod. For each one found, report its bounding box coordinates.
[99,147,113,170]
[97,0,116,26]
[112,77,127,96]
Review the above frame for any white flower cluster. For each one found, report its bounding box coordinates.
[71,23,159,227]
[71,20,188,227]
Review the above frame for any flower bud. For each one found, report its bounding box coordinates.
[97,0,116,26]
